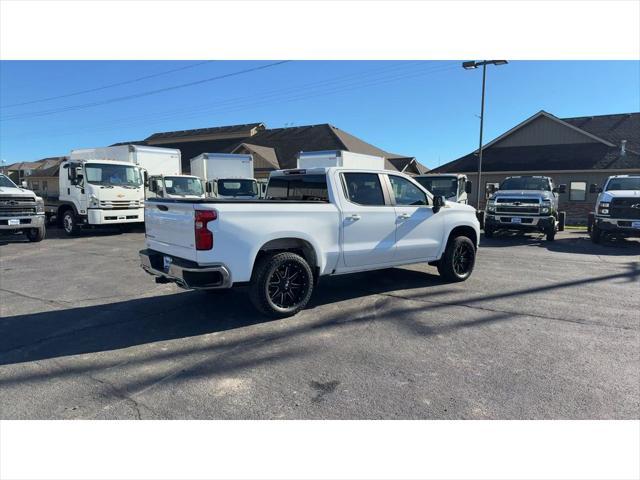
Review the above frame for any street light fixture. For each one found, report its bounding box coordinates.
[462,60,508,209]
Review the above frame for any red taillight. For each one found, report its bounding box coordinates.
[195,209,216,250]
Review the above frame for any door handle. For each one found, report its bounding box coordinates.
[157,205,168,211]
[398,213,410,219]
[348,214,361,221]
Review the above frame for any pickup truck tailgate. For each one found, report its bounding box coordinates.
[145,201,197,260]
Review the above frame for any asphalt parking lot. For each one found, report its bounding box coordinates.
[1,226,638,419]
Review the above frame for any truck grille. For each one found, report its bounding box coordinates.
[495,198,540,215]
[0,197,37,217]
[99,200,141,209]
[610,198,640,220]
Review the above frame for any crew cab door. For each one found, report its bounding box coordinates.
[340,172,397,267]
[385,174,444,262]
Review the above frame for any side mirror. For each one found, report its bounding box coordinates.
[143,171,149,187]
[205,182,212,194]
[558,184,567,194]
[589,184,598,194]
[465,180,472,194]
[487,184,498,194]
[68,165,77,182]
[149,180,157,193]
[598,187,603,193]
[432,195,445,213]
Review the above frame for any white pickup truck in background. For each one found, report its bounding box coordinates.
[141,167,480,317]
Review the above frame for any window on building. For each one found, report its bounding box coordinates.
[342,173,385,206]
[569,181,587,201]
[30,181,40,190]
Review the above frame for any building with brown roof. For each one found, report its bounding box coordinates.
[113,122,426,178]
[432,110,640,224]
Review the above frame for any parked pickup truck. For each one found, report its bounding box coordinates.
[589,174,640,243]
[484,175,566,241]
[0,174,46,242]
[140,167,480,317]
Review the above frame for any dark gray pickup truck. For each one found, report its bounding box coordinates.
[484,176,566,241]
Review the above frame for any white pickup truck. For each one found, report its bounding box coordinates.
[140,167,480,317]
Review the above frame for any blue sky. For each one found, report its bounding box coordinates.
[0,60,638,169]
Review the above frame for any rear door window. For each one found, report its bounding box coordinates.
[342,173,385,206]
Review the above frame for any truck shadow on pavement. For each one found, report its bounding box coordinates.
[481,231,640,256]
[1,261,638,376]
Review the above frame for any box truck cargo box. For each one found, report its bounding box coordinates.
[70,145,181,176]
[297,150,385,170]
[190,153,257,199]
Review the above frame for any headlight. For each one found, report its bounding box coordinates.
[598,202,610,215]
[486,201,496,212]
[36,198,44,213]
[541,207,549,213]
[89,194,99,208]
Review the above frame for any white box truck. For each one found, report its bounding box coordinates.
[43,157,146,236]
[296,150,386,170]
[71,145,204,200]
[190,153,258,199]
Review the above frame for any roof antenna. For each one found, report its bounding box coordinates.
[621,139,627,155]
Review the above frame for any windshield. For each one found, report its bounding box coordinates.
[606,177,640,191]
[163,176,203,196]
[500,177,551,191]
[0,175,18,188]
[85,163,142,188]
[415,177,458,197]
[218,179,258,197]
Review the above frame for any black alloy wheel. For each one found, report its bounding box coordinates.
[250,252,314,317]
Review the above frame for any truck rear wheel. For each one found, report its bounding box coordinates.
[558,212,566,232]
[590,224,601,244]
[437,236,476,282]
[26,226,45,242]
[249,252,314,318]
[62,210,80,236]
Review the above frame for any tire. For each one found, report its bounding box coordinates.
[26,226,45,242]
[476,210,485,230]
[62,209,80,236]
[249,252,314,318]
[587,213,594,234]
[558,212,566,232]
[437,236,476,282]
[546,225,556,241]
[484,227,494,239]
[590,224,601,244]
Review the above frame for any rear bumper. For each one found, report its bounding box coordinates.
[0,214,45,230]
[139,249,232,290]
[485,214,554,231]
[595,216,640,236]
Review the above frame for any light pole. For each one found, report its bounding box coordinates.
[462,60,508,209]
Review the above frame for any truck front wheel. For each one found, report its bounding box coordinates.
[437,236,476,282]
[62,210,80,236]
[250,252,314,318]
[26,226,45,242]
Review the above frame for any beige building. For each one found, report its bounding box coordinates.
[432,111,640,224]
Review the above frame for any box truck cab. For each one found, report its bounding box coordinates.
[414,174,472,204]
[45,158,145,236]
[190,153,259,199]
[147,175,205,200]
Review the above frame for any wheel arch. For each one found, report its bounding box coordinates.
[253,237,321,280]
[446,224,478,250]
